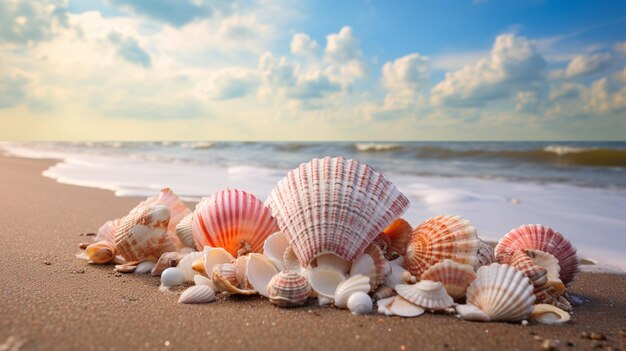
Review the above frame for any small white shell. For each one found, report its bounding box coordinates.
[203,246,235,277]
[347,292,372,315]
[133,261,155,274]
[193,274,217,291]
[384,262,416,287]
[385,296,425,318]
[455,303,490,322]
[314,253,351,274]
[334,274,371,309]
[177,252,204,281]
[395,280,453,310]
[530,304,570,325]
[263,231,289,271]
[161,267,185,287]
[178,285,216,304]
[175,213,196,249]
[309,267,346,299]
[349,244,388,291]
[246,253,279,298]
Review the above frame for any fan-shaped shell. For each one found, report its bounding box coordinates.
[192,189,279,257]
[495,224,579,286]
[95,218,121,243]
[246,253,279,298]
[265,157,410,267]
[466,263,535,322]
[267,270,311,307]
[309,266,346,299]
[396,280,454,310]
[175,213,196,249]
[382,218,413,260]
[263,231,289,271]
[529,304,570,325]
[496,249,549,299]
[404,215,480,278]
[420,259,477,300]
[84,240,116,264]
[349,244,388,291]
[114,204,174,262]
[178,285,216,304]
[334,274,371,309]
[475,240,496,269]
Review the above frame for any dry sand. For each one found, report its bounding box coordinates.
[0,155,625,351]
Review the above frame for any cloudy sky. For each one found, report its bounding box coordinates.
[1,0,625,140]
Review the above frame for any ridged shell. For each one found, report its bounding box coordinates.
[152,252,185,276]
[475,240,496,269]
[347,292,372,315]
[404,215,480,278]
[114,204,174,262]
[139,188,192,250]
[334,274,371,309]
[212,263,255,295]
[420,259,477,300]
[377,296,425,317]
[84,240,116,264]
[497,249,548,287]
[382,218,413,260]
[282,246,301,272]
[178,285,216,304]
[396,280,454,310]
[263,231,289,271]
[495,224,579,286]
[175,213,196,249]
[349,244,388,291]
[246,253,279,298]
[309,266,346,299]
[267,270,311,307]
[529,304,570,325]
[177,251,204,281]
[192,189,279,257]
[95,218,121,243]
[265,156,410,267]
[234,255,251,289]
[466,263,535,321]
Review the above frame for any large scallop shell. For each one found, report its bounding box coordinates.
[175,213,196,249]
[267,270,311,307]
[495,224,579,286]
[420,259,477,300]
[334,274,371,309]
[466,263,535,322]
[496,249,548,289]
[395,280,454,310]
[139,188,192,250]
[192,189,279,257]
[95,218,121,243]
[404,215,480,278]
[382,218,413,260]
[178,285,216,304]
[265,156,410,267]
[349,244,388,291]
[114,204,174,262]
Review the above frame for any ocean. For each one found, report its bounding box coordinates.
[2,141,625,270]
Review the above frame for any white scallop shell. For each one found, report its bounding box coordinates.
[334,274,371,309]
[161,267,185,287]
[530,304,570,325]
[420,259,477,300]
[246,253,279,298]
[347,292,372,315]
[466,263,535,322]
[193,274,217,291]
[178,285,216,304]
[263,231,289,271]
[309,266,346,299]
[175,213,196,249]
[395,280,453,310]
[377,296,424,317]
[265,157,410,268]
[177,251,204,282]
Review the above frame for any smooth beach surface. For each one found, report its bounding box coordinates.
[1,155,626,351]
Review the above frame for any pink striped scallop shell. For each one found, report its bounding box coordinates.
[495,224,579,286]
[265,156,410,267]
[192,189,279,258]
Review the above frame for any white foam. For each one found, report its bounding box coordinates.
[355,143,403,152]
[543,144,595,155]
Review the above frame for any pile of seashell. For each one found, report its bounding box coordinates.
[77,156,578,324]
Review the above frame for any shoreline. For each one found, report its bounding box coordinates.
[1,155,626,350]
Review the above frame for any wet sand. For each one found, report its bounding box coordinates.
[0,155,625,351]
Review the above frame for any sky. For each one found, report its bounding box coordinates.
[1,0,625,141]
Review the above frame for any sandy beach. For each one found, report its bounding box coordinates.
[1,155,625,351]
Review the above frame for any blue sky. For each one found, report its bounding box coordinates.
[0,0,625,140]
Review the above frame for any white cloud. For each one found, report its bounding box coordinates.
[515,91,539,113]
[380,53,430,110]
[290,33,318,57]
[431,34,546,107]
[551,52,613,79]
[0,0,67,44]
[548,83,584,101]
[325,26,360,62]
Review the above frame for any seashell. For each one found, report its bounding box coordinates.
[95,218,121,243]
[347,292,372,315]
[175,213,196,249]
[178,285,216,304]
[152,252,185,276]
[139,188,192,250]
[282,246,301,272]
[84,240,116,264]
[194,274,218,291]
[455,303,490,322]
[404,215,480,278]
[263,231,289,271]
[475,240,496,269]
[495,224,579,286]
[246,253,279,298]
[466,263,535,322]
[115,263,138,273]
[526,249,565,295]
[529,304,570,325]
[177,251,204,281]
[201,246,236,277]
[334,274,371,309]
[267,270,311,307]
[317,295,333,306]
[265,156,410,268]
[534,284,572,311]
[420,259,477,300]
[234,255,251,289]
[211,263,256,295]
[115,204,174,263]
[349,244,388,291]
[395,280,454,310]
[384,261,416,288]
[312,254,351,273]
[497,249,548,287]
[192,189,279,257]
[382,218,413,260]
[309,266,346,299]
[378,295,425,317]
[133,261,155,274]
[161,267,185,287]
[372,285,396,301]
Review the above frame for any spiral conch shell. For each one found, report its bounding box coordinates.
[192,189,279,257]
[265,156,410,268]
[114,204,174,263]
[420,259,476,300]
[404,215,480,278]
[267,270,311,307]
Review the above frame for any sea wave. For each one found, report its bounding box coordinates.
[354,143,404,152]
[181,142,215,150]
[543,145,596,155]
